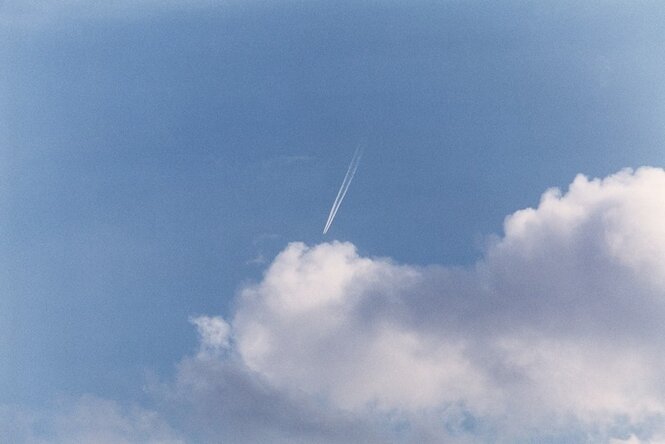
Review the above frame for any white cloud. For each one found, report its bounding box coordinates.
[6,167,665,442]
[190,315,231,357]
[207,166,665,441]
[158,356,388,444]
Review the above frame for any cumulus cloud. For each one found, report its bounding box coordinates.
[180,166,665,442]
[157,356,388,444]
[7,167,665,442]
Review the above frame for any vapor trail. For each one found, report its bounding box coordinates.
[323,144,364,234]
[324,150,360,231]
[324,154,360,232]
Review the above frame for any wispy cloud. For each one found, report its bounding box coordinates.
[189,315,231,358]
[0,396,184,444]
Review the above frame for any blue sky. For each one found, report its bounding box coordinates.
[3,1,665,442]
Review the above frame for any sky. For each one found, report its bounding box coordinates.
[2,1,665,442]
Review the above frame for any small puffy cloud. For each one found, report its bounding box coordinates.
[189,315,231,357]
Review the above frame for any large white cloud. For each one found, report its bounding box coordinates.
[6,167,665,442]
[189,166,665,442]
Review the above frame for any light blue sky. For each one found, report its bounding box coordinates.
[2,1,665,442]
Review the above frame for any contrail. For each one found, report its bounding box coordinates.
[323,144,364,234]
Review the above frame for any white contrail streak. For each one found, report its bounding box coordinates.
[324,154,360,232]
[324,150,359,232]
[323,144,364,234]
